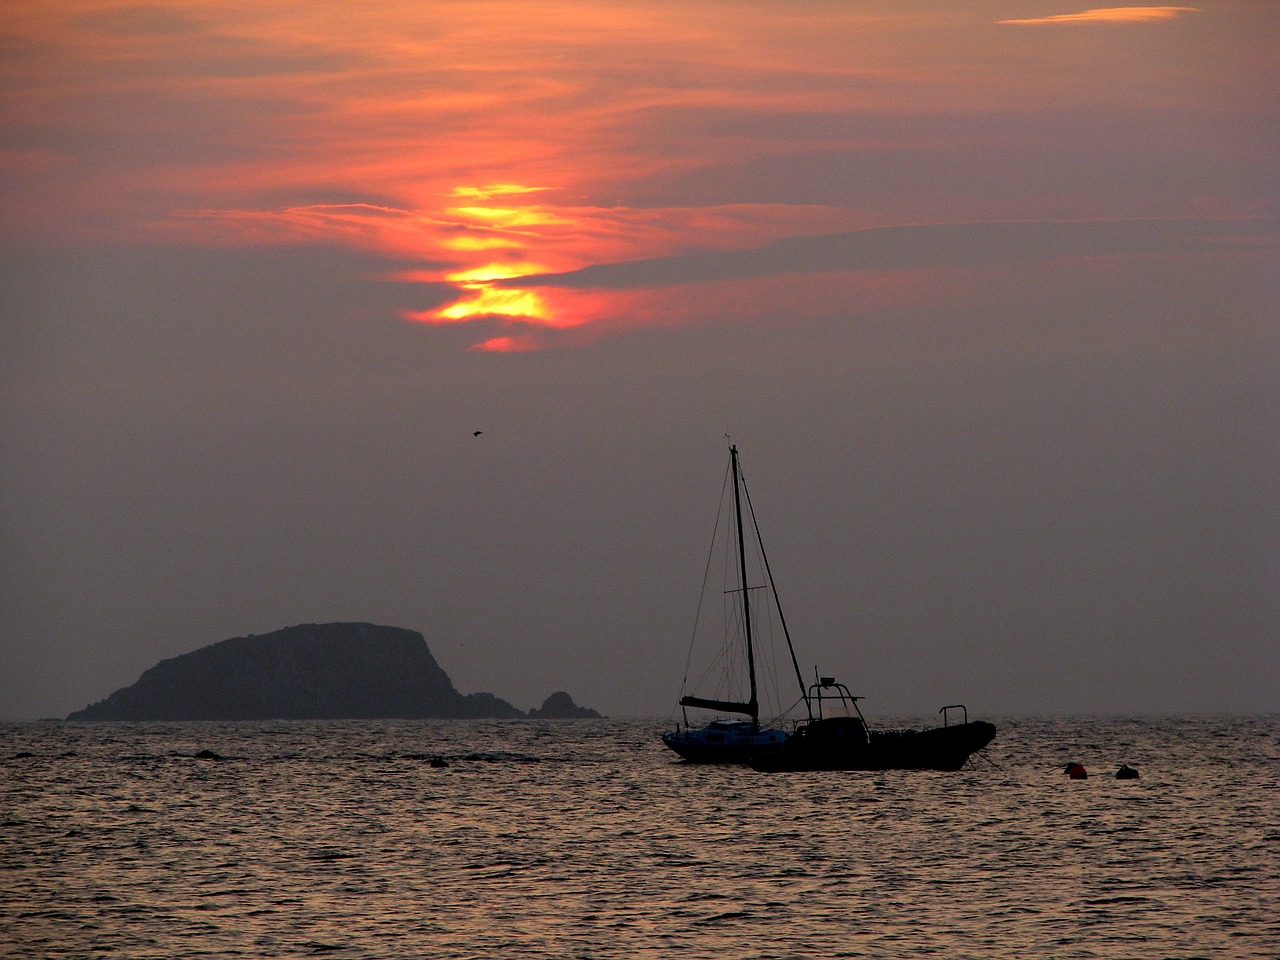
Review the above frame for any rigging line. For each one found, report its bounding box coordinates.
[741,470,811,720]
[679,455,733,695]
[767,693,810,726]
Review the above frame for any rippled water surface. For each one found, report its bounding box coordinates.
[2,716,1276,959]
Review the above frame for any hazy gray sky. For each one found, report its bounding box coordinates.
[2,0,1277,718]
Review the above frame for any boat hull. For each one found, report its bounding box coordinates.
[749,718,996,772]
[661,720,789,764]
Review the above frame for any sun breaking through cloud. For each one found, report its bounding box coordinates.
[1,0,1266,351]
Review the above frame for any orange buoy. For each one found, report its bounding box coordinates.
[1064,762,1088,779]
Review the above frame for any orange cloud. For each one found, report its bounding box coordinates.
[2,0,1261,352]
[175,185,864,335]
[1000,6,1198,25]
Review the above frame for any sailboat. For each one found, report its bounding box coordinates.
[661,445,809,763]
[663,443,997,771]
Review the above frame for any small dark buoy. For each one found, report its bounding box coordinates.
[194,749,223,760]
[429,756,449,768]
[1064,762,1088,779]
[1116,763,1140,780]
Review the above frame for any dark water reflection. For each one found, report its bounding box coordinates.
[2,716,1276,958]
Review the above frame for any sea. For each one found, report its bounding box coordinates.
[1,715,1275,960]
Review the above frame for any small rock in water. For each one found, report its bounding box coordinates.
[194,749,223,760]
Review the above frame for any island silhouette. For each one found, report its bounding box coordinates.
[67,622,600,721]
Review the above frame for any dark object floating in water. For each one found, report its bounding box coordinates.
[194,749,222,760]
[1065,762,1088,779]
[750,685,996,772]
[1116,763,1140,779]
[429,756,449,768]
[462,751,539,763]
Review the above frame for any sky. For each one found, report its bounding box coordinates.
[2,0,1277,720]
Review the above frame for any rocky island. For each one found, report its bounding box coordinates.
[67,622,601,721]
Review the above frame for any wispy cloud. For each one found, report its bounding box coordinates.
[1001,6,1198,26]
[418,213,1276,351]
[513,216,1276,291]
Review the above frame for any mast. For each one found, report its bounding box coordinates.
[676,444,767,722]
[730,445,760,726]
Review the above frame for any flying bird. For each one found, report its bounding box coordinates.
[473,430,483,436]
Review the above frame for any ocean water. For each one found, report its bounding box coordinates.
[1,715,1275,959]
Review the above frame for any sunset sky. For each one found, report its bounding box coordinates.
[2,1,1277,719]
